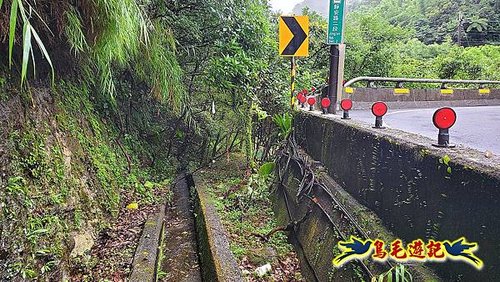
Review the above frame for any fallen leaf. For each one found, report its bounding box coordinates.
[126,202,139,210]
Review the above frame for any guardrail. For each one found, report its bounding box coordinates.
[343,77,500,89]
[295,77,500,115]
[306,77,500,95]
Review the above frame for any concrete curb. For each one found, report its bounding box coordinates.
[129,205,165,282]
[193,183,243,282]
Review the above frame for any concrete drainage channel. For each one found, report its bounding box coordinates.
[129,172,243,282]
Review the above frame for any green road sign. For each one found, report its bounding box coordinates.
[327,0,346,45]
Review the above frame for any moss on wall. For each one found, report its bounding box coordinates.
[0,81,170,280]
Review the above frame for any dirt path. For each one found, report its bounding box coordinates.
[160,173,202,282]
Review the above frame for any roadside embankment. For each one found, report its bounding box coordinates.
[295,110,500,280]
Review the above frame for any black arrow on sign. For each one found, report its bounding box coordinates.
[282,17,307,56]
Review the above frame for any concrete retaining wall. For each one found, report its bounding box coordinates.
[295,111,500,281]
[193,180,243,281]
[273,151,438,281]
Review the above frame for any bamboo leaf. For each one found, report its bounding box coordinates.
[406,270,412,282]
[31,26,55,85]
[396,264,404,282]
[28,2,54,36]
[9,0,19,67]
[21,21,32,86]
[16,0,27,22]
[30,44,36,78]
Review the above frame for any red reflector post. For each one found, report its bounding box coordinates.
[307,97,316,111]
[341,99,353,120]
[297,92,306,107]
[321,98,331,114]
[372,102,388,117]
[433,107,457,129]
[371,101,388,128]
[341,99,353,111]
[432,107,457,148]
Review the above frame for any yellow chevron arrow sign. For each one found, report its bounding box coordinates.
[279,16,309,57]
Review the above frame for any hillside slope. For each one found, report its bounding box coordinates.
[292,0,328,17]
[292,0,367,17]
[0,80,174,280]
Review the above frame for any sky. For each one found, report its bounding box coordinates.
[270,0,303,14]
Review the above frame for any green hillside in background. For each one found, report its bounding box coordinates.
[293,0,499,46]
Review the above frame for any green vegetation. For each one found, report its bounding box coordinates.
[0,0,290,279]
[2,0,54,85]
[197,153,303,280]
[372,264,413,282]
[0,80,170,279]
[295,1,499,90]
[296,0,499,46]
[0,0,498,279]
[352,0,499,46]
[0,0,182,103]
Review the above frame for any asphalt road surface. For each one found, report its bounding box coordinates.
[350,106,500,155]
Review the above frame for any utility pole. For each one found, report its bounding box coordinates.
[457,11,464,46]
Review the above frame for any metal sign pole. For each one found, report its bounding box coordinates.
[327,46,340,114]
[291,57,296,109]
[278,16,309,109]
[337,44,346,110]
[326,0,347,114]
